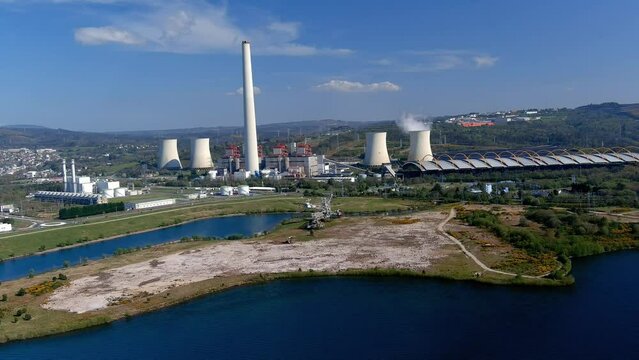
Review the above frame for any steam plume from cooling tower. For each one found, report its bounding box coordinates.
[396,113,431,133]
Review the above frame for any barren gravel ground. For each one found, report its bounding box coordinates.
[45,212,451,313]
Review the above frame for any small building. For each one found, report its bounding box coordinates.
[96,180,120,192]
[34,191,106,205]
[1,204,16,214]
[125,198,176,211]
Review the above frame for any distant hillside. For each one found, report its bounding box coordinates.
[0,127,150,148]
[1,103,638,151]
[112,119,380,139]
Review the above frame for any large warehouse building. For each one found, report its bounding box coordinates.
[400,148,639,177]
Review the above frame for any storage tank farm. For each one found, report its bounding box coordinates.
[407,130,433,162]
[364,132,391,166]
[158,139,183,170]
[190,138,214,169]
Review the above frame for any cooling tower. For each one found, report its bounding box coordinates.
[190,138,213,169]
[408,130,433,162]
[158,139,182,170]
[364,132,391,166]
[242,41,260,173]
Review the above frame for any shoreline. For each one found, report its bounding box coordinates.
[0,265,572,345]
[3,211,295,262]
[0,208,576,344]
[2,210,305,267]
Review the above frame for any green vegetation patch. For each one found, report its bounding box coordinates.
[59,202,125,220]
[461,208,638,261]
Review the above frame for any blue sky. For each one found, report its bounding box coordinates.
[1,0,638,131]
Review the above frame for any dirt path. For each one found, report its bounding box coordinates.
[437,208,549,279]
[44,212,452,314]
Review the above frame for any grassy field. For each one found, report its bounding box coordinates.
[0,196,426,259]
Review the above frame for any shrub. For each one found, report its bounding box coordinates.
[15,288,26,296]
[1,294,7,302]
[22,313,32,321]
[58,273,68,280]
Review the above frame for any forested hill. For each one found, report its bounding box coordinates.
[431,102,639,150]
[1,102,638,150]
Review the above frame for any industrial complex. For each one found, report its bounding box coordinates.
[144,40,639,187]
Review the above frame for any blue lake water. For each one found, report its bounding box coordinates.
[0,213,292,282]
[1,250,638,359]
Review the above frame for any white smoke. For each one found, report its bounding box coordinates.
[396,113,431,132]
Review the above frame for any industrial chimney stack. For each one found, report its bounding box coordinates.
[62,159,68,192]
[71,159,77,193]
[242,41,260,174]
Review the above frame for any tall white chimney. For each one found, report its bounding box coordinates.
[71,159,77,193]
[408,130,433,162]
[62,159,68,192]
[242,41,260,173]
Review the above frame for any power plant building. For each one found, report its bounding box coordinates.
[158,139,182,170]
[34,191,105,205]
[401,148,639,177]
[125,198,176,211]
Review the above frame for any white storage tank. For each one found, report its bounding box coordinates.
[102,189,115,198]
[114,188,127,197]
[220,186,233,196]
[238,185,250,195]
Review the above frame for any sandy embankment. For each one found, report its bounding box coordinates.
[44,212,452,314]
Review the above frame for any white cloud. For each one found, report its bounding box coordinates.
[371,58,392,66]
[64,1,353,55]
[314,80,400,93]
[267,21,300,38]
[387,50,498,72]
[74,26,143,45]
[227,86,261,96]
[473,55,498,68]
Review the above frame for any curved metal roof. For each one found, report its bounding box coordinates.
[551,155,578,165]
[466,158,491,168]
[483,158,506,167]
[564,154,592,164]
[449,159,473,170]
[581,154,607,164]
[536,156,561,166]
[597,153,624,163]
[436,160,457,170]
[514,157,538,167]
[400,148,639,173]
[422,161,440,171]
[498,158,522,167]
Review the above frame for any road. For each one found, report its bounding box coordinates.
[0,194,290,241]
